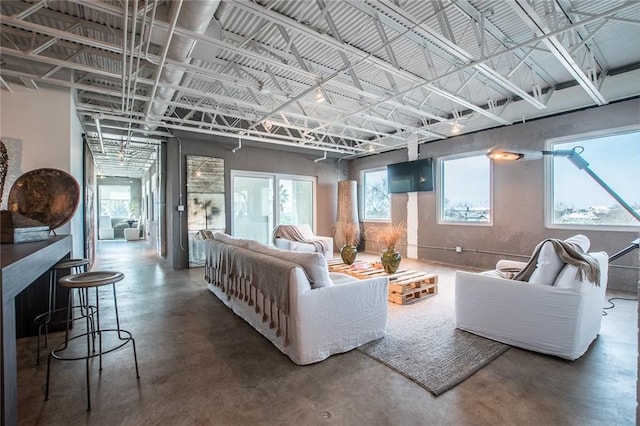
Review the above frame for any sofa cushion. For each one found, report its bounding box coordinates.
[248,241,332,288]
[213,232,251,248]
[528,235,590,285]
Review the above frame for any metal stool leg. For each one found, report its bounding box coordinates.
[45,271,139,411]
[36,259,91,365]
[112,283,140,378]
[83,287,92,411]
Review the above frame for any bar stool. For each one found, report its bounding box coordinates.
[45,271,140,411]
[34,258,92,365]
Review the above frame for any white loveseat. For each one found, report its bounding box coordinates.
[273,224,334,258]
[204,232,388,365]
[455,235,608,360]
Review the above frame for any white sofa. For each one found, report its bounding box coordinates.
[273,223,334,258]
[204,232,388,365]
[455,236,608,360]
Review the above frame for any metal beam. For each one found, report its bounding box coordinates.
[510,0,607,105]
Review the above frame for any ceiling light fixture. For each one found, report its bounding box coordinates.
[315,87,325,103]
[486,150,523,161]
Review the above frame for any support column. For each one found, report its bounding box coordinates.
[406,135,419,259]
[335,180,359,248]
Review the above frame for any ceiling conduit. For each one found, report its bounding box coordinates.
[143,0,220,132]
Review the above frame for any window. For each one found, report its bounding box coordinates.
[548,128,640,228]
[98,185,131,218]
[231,171,316,245]
[440,154,491,224]
[362,168,390,221]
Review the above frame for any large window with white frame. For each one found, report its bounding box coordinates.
[547,127,640,229]
[439,154,492,224]
[362,168,390,221]
[231,171,316,245]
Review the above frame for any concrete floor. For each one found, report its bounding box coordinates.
[16,240,637,425]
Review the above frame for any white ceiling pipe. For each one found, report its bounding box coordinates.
[143,0,221,131]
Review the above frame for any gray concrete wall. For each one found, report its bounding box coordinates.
[165,134,340,269]
[351,98,640,292]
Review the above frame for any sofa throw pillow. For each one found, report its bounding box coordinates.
[528,235,590,285]
[247,241,332,288]
[286,252,333,288]
[554,264,585,291]
[213,232,251,248]
[247,240,285,256]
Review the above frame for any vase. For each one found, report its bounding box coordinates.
[340,244,357,265]
[381,248,401,274]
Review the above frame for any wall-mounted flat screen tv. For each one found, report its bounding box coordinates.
[387,158,434,193]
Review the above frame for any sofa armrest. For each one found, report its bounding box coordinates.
[495,259,527,271]
[273,237,293,250]
[316,236,334,258]
[291,277,388,360]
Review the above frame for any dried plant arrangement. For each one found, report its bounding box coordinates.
[336,221,360,246]
[373,223,406,250]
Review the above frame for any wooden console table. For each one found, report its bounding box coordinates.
[327,259,438,305]
[1,235,72,426]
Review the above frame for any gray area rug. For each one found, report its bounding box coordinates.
[358,265,509,396]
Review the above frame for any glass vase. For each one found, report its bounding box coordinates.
[340,244,357,265]
[381,248,401,274]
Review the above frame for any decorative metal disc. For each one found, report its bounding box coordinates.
[8,168,80,230]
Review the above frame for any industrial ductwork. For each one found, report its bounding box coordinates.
[144,0,220,131]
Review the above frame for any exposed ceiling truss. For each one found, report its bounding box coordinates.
[1,0,639,178]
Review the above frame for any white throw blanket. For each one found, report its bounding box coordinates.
[514,238,601,286]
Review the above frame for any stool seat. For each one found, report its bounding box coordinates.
[54,258,90,270]
[59,271,124,288]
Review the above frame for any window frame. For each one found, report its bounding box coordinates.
[437,152,493,226]
[361,167,391,222]
[545,125,640,231]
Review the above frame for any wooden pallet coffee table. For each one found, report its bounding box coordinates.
[327,259,438,305]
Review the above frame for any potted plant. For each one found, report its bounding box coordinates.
[373,223,406,273]
[336,221,360,265]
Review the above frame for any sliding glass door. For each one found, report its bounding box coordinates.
[232,174,274,244]
[232,171,316,245]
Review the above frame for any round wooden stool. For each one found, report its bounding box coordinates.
[45,271,140,411]
[34,258,91,365]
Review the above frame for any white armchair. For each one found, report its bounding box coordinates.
[124,218,142,241]
[98,215,114,240]
[273,224,334,258]
[455,237,608,360]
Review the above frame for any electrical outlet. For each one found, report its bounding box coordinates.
[177,205,185,212]
[455,246,462,253]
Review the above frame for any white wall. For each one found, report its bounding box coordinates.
[1,84,85,256]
